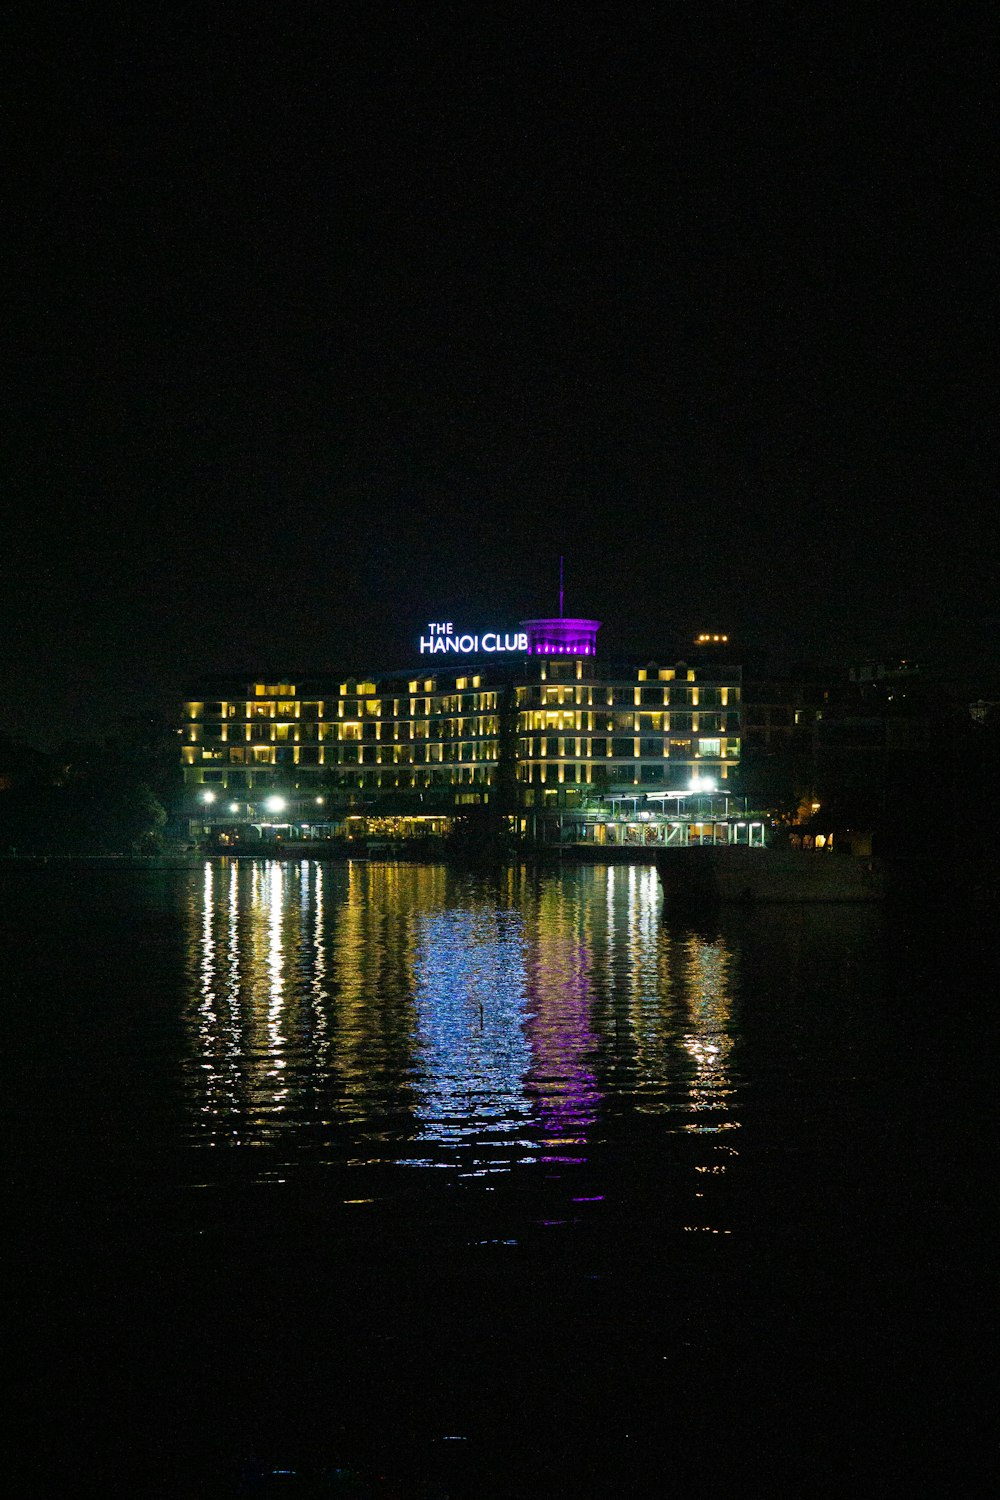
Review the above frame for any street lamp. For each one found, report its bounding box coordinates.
[264,795,286,815]
[200,790,216,804]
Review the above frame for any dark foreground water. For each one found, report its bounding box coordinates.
[3,860,992,1497]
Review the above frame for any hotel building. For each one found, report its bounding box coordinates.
[182,615,745,844]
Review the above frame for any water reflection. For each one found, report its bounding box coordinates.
[680,932,737,1125]
[407,907,533,1173]
[524,880,600,1159]
[181,860,741,1193]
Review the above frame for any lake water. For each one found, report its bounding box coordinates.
[3,859,990,1496]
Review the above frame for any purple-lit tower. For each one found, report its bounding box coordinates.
[520,617,601,656]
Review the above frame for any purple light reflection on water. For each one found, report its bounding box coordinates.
[525,924,601,1158]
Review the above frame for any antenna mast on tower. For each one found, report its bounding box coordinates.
[559,556,564,618]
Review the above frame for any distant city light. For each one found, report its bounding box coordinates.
[315,796,325,805]
[229,802,240,813]
[264,795,286,814]
[200,790,216,803]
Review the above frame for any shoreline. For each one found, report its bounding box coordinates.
[0,846,662,868]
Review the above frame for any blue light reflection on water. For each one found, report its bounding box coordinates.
[407,908,534,1173]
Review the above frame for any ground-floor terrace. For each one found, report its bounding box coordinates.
[191,789,768,851]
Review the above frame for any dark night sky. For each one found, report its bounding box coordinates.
[5,3,996,745]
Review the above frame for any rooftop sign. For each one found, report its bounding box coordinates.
[419,623,528,655]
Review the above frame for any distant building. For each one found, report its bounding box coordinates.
[742,677,827,756]
[847,657,924,687]
[181,614,744,844]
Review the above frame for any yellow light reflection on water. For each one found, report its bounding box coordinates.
[180,859,742,1218]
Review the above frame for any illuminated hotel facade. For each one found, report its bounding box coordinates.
[181,615,744,842]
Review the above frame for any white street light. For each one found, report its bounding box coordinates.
[229,802,240,814]
[264,795,286,814]
[201,791,216,804]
